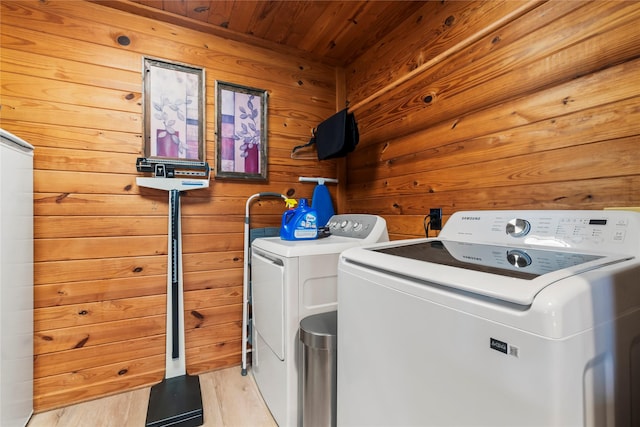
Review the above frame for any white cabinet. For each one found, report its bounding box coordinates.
[0,129,34,427]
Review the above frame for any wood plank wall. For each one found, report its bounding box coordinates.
[1,0,338,411]
[345,0,640,239]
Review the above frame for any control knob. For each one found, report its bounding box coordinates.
[506,218,531,237]
[507,250,532,268]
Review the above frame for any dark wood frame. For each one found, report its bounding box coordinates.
[215,81,268,180]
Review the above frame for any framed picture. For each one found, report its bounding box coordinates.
[215,81,268,180]
[142,57,205,162]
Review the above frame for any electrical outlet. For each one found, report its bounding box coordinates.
[429,208,442,230]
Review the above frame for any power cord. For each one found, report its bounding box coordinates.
[423,214,431,238]
[424,211,442,238]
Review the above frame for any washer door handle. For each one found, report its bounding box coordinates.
[252,250,284,266]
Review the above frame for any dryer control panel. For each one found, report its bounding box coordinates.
[327,214,389,242]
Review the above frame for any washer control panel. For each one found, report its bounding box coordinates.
[439,210,640,255]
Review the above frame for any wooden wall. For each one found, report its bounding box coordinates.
[1,0,338,411]
[345,0,640,240]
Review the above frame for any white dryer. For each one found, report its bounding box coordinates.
[251,214,388,427]
[338,210,640,427]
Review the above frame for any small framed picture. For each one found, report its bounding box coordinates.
[142,57,205,162]
[215,81,268,180]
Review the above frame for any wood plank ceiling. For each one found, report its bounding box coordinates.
[94,0,426,65]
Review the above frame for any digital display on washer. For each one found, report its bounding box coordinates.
[371,240,603,280]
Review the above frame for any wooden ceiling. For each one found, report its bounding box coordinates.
[95,0,426,65]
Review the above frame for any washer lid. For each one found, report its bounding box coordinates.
[252,235,369,258]
[341,238,633,306]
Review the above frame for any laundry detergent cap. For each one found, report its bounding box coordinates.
[280,198,318,240]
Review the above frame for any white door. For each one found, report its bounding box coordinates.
[251,250,285,360]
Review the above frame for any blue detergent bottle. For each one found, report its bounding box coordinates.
[280,198,318,240]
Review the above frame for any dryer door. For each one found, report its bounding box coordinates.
[252,250,285,360]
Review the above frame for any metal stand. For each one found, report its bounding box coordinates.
[241,192,286,375]
[137,177,209,427]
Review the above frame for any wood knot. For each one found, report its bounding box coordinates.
[56,193,69,203]
[444,15,455,27]
[118,369,128,376]
[133,267,143,273]
[78,310,89,316]
[74,336,89,348]
[117,35,131,46]
[191,310,204,320]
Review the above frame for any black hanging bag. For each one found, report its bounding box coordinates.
[293,109,359,160]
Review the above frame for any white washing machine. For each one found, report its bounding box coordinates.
[338,210,640,427]
[251,214,388,427]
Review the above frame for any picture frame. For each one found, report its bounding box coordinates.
[215,81,268,180]
[142,57,205,162]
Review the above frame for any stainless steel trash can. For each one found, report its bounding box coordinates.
[300,311,337,427]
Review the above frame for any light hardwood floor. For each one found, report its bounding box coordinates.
[27,367,276,427]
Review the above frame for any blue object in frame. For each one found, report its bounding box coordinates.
[280,198,318,240]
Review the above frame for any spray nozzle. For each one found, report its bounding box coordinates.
[284,198,298,209]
